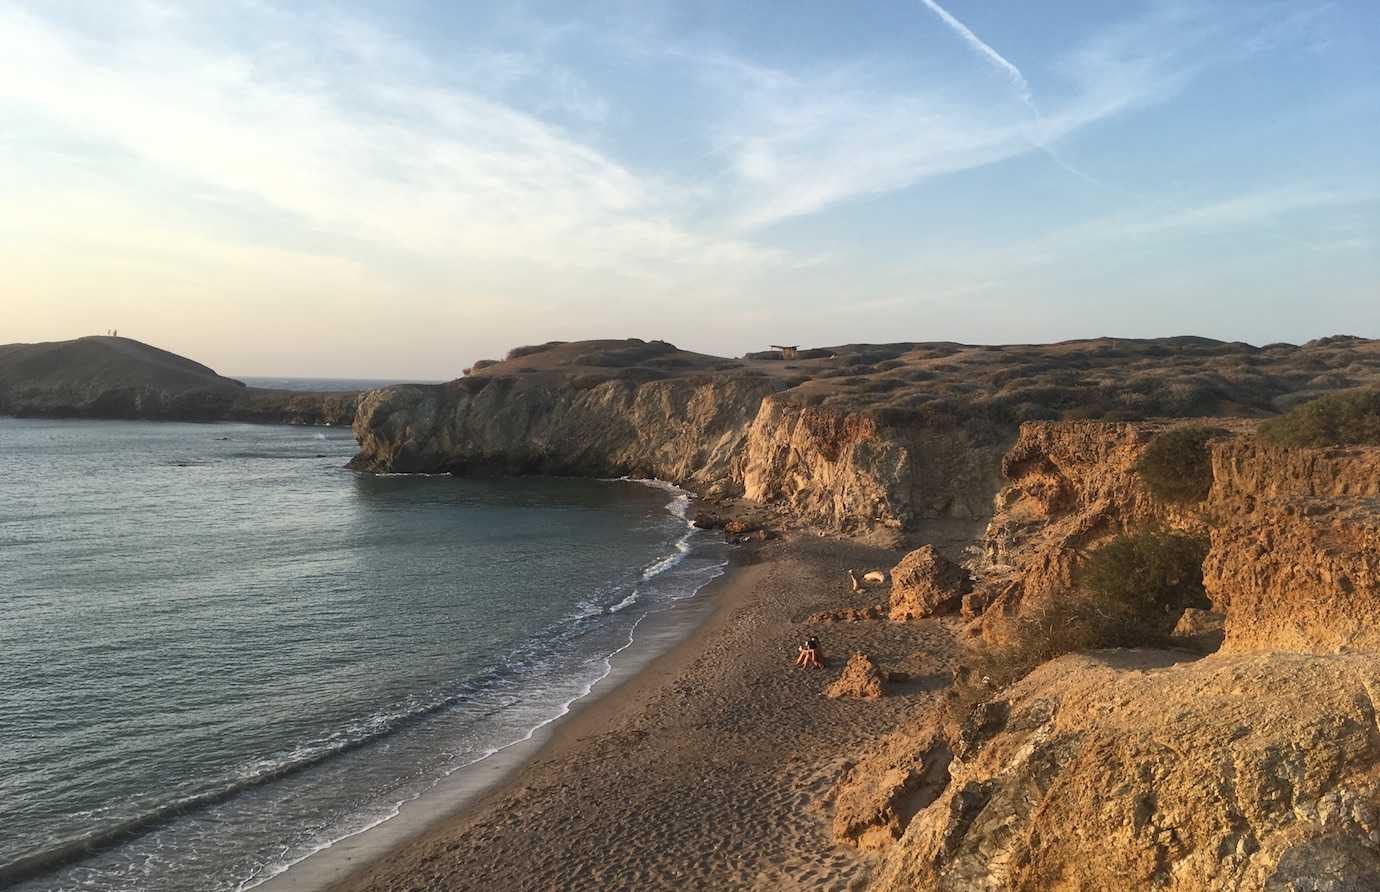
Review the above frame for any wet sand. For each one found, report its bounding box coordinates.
[323,533,968,891]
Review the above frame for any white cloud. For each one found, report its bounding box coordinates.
[0,3,783,289]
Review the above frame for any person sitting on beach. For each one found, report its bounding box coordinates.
[795,636,824,669]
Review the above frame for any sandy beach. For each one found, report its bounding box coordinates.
[321,528,974,892]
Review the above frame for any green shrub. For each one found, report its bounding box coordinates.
[1134,426,1228,503]
[1077,527,1210,621]
[1259,388,1380,447]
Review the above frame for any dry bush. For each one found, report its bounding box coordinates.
[1077,527,1211,623]
[1259,388,1380,447]
[1134,426,1229,503]
[943,593,1171,741]
[945,527,1209,735]
[505,341,567,360]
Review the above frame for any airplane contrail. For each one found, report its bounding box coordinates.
[919,0,1033,108]
[917,0,1133,195]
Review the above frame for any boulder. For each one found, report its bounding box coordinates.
[690,511,724,530]
[824,652,887,700]
[889,545,972,621]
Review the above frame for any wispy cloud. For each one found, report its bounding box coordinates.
[0,3,785,291]
[695,2,1345,230]
[916,0,1121,193]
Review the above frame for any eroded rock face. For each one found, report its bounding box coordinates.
[1204,438,1380,653]
[834,723,953,851]
[824,653,886,700]
[350,374,781,496]
[968,421,1244,641]
[351,347,1013,533]
[741,398,1010,533]
[888,546,972,620]
[872,651,1380,892]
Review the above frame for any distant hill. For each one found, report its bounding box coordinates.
[0,336,355,424]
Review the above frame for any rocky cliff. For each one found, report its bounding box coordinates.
[966,420,1242,635]
[350,339,1019,532]
[349,372,781,495]
[860,418,1380,891]
[740,399,1007,532]
[0,336,356,425]
[1204,438,1380,654]
[350,336,1380,534]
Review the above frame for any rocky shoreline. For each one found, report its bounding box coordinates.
[337,387,1380,889]
[14,331,1380,888]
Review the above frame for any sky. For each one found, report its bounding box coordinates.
[2,1,1377,379]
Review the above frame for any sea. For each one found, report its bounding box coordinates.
[0,387,729,891]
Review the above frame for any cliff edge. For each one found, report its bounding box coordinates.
[350,336,1380,535]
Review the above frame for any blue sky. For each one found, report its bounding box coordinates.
[2,1,1377,377]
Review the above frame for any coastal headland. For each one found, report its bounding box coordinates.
[0,335,356,424]
[13,333,1380,889]
[326,335,1380,890]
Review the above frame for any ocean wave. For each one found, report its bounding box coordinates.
[0,687,490,888]
[607,590,640,612]
[242,486,722,889]
[241,608,660,889]
[11,476,724,891]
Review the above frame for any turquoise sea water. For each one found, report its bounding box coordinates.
[0,416,726,891]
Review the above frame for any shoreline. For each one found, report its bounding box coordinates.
[252,525,741,892]
[325,532,971,891]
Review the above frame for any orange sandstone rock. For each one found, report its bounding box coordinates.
[824,653,886,700]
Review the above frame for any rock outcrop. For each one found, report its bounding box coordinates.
[866,417,1380,891]
[740,398,1010,532]
[824,653,887,700]
[966,420,1252,641]
[1204,438,1380,653]
[834,722,953,851]
[872,650,1380,891]
[888,546,972,620]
